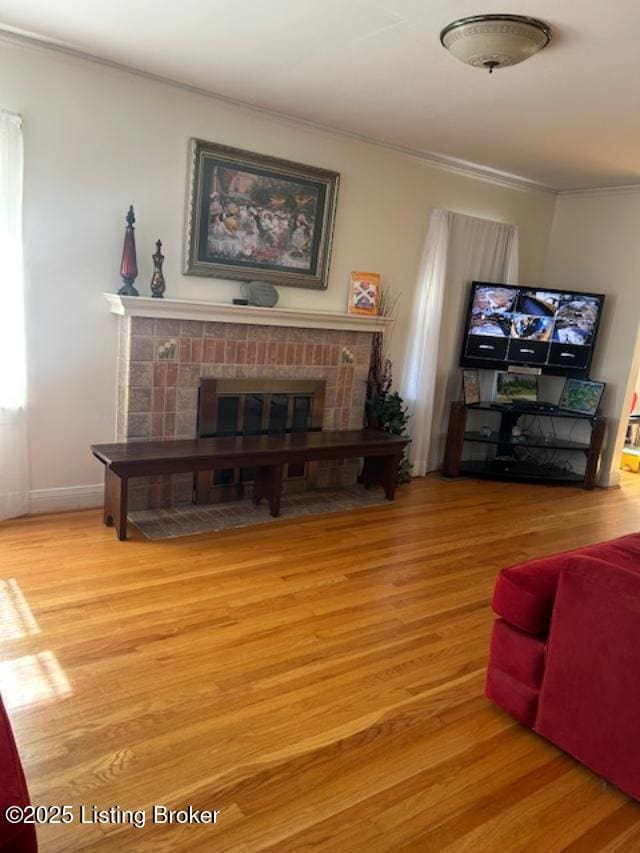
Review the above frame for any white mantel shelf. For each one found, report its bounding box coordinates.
[104,293,393,333]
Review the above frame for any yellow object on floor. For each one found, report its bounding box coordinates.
[621,447,640,472]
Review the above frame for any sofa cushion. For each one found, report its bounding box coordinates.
[493,532,640,634]
[485,665,539,729]
[535,557,640,801]
[489,618,546,689]
[0,695,36,852]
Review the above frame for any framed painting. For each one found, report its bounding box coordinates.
[184,138,340,290]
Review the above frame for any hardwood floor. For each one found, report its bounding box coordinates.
[2,474,640,851]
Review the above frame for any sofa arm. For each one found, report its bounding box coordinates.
[535,556,640,801]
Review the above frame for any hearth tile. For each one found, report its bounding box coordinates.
[352,382,367,407]
[246,340,257,364]
[164,387,177,412]
[249,326,269,342]
[268,326,286,342]
[323,408,335,429]
[130,335,153,361]
[151,413,164,438]
[155,319,181,337]
[236,341,248,364]
[202,340,216,363]
[226,323,248,340]
[256,342,266,364]
[131,317,155,336]
[177,387,198,410]
[153,362,167,386]
[129,362,153,387]
[156,339,177,361]
[129,387,152,413]
[354,364,369,383]
[191,338,203,364]
[163,412,176,437]
[179,339,192,363]
[286,343,296,363]
[176,411,197,438]
[356,344,370,365]
[180,320,204,338]
[166,363,178,386]
[267,342,278,364]
[203,323,225,339]
[127,413,151,439]
[178,365,200,387]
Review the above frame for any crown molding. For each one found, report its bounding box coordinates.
[557,183,640,198]
[0,25,558,195]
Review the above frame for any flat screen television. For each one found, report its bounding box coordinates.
[459,282,605,378]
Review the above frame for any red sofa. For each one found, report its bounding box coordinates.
[486,532,640,802]
[0,696,37,853]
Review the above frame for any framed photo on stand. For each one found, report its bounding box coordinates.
[461,368,481,405]
[348,271,380,316]
[495,372,538,405]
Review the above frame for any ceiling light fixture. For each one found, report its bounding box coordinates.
[440,14,552,73]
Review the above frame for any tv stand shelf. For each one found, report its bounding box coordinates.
[443,401,606,489]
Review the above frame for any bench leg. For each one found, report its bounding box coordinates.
[104,467,128,541]
[253,466,267,506]
[362,454,397,500]
[381,454,397,501]
[266,464,284,517]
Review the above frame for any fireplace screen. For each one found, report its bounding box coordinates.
[196,379,325,503]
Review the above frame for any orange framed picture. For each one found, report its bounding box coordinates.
[348,271,380,316]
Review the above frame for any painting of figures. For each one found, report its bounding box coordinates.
[185,140,340,290]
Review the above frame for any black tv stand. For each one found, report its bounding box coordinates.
[443,401,606,489]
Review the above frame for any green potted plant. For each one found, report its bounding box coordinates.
[365,288,412,483]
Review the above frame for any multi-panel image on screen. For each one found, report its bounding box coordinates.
[460,283,604,377]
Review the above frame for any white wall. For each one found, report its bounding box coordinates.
[545,190,640,487]
[0,38,556,504]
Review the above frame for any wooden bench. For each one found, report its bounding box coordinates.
[91,429,409,541]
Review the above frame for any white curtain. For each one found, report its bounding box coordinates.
[0,111,29,521]
[402,209,519,476]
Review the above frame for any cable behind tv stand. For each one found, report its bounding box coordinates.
[443,401,606,489]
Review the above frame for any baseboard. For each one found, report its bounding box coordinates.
[29,483,103,514]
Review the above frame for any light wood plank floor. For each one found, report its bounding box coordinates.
[2,474,640,851]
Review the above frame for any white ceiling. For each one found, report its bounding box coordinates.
[1,0,639,190]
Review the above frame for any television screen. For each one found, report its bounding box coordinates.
[460,283,604,377]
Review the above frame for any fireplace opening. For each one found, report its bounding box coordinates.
[196,378,326,504]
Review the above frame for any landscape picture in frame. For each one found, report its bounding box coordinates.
[495,372,538,404]
[184,139,340,290]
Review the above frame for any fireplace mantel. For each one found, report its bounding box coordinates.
[104,293,392,333]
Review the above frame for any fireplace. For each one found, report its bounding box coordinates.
[107,295,389,511]
[195,378,326,503]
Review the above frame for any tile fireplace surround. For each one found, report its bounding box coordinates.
[107,295,390,511]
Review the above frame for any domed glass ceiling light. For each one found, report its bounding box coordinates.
[440,14,552,73]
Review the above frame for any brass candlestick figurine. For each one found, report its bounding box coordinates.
[118,205,139,296]
[150,239,165,298]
